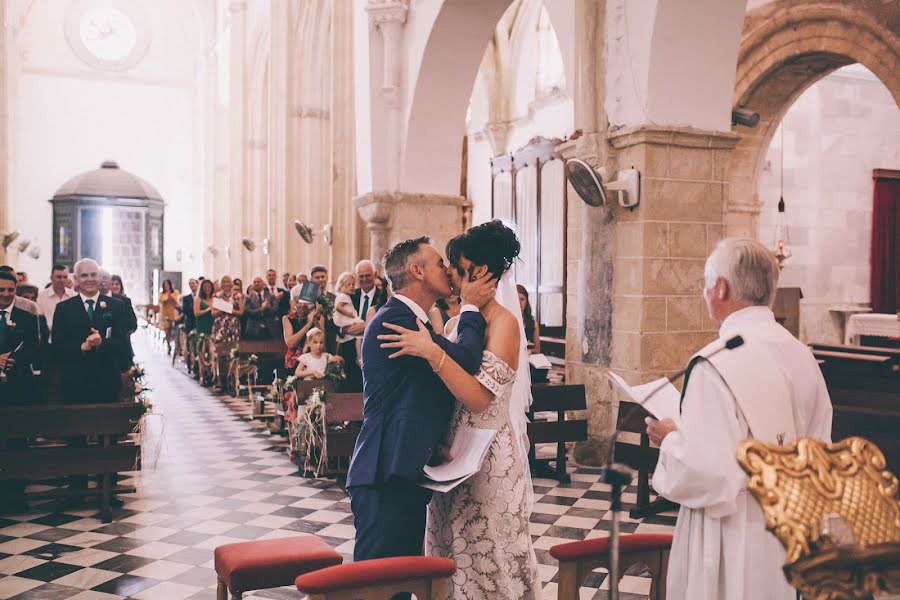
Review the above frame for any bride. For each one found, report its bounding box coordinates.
[379,220,541,599]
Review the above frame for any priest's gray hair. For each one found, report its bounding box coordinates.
[73,258,100,275]
[706,238,779,307]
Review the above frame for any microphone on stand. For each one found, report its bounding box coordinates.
[600,334,744,600]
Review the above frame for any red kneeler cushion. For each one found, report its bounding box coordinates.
[296,556,456,594]
[214,535,342,592]
[550,533,674,561]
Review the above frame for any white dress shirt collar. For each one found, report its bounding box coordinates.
[79,292,100,305]
[392,294,430,324]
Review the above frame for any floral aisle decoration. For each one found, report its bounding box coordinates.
[227,345,259,396]
[123,364,165,472]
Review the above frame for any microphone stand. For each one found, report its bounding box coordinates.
[601,335,744,600]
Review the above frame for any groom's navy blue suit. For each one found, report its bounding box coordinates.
[347,295,486,561]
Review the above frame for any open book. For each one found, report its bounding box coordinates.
[420,425,496,493]
[607,372,681,422]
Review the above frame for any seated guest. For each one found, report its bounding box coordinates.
[428,295,461,333]
[645,237,833,600]
[211,275,243,343]
[294,327,341,380]
[283,288,319,371]
[243,276,275,339]
[0,271,38,513]
[517,284,540,354]
[181,278,200,333]
[52,258,131,404]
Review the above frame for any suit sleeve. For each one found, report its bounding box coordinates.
[97,302,130,363]
[14,312,39,371]
[431,311,486,374]
[124,298,138,333]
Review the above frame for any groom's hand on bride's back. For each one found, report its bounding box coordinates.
[460,272,497,309]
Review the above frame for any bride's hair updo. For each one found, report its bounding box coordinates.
[446,220,521,279]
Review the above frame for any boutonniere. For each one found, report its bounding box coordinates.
[99,301,108,309]
[7,320,14,329]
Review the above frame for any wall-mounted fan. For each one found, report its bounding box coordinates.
[294,220,333,245]
[1,230,20,251]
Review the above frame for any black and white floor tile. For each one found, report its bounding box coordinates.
[0,335,675,599]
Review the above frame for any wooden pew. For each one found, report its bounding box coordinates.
[613,399,678,518]
[0,403,142,522]
[320,392,364,477]
[527,384,588,483]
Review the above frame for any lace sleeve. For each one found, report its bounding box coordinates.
[474,350,517,397]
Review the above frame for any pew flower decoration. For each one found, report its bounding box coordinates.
[317,293,335,319]
[324,360,345,383]
[296,387,328,477]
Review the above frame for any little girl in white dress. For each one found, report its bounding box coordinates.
[294,327,338,379]
[332,272,366,360]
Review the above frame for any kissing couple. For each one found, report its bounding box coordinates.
[346,220,541,599]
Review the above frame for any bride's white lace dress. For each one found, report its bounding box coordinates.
[425,349,541,599]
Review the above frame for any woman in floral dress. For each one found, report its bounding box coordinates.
[211,275,244,342]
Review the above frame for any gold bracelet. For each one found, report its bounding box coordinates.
[433,351,447,374]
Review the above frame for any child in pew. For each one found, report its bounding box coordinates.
[294,327,342,380]
[332,271,367,365]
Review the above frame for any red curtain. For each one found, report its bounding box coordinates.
[870,175,900,314]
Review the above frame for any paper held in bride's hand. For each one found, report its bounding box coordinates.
[607,372,681,422]
[420,425,496,493]
[212,297,233,314]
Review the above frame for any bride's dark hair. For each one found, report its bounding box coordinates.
[446,220,520,279]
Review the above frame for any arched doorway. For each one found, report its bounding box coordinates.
[50,161,165,304]
[726,0,900,238]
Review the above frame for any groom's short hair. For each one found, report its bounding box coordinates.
[383,236,431,291]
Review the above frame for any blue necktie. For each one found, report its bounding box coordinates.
[360,294,370,320]
[85,299,95,320]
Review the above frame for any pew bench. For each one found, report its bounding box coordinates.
[613,399,678,519]
[527,384,588,483]
[0,403,142,522]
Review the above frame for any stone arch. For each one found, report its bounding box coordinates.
[725,0,900,237]
[400,0,575,196]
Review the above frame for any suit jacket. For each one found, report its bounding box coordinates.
[346,296,486,488]
[52,295,131,404]
[350,287,387,320]
[181,293,196,332]
[0,305,38,402]
[243,290,277,339]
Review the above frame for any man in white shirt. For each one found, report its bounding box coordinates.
[36,264,76,333]
[646,237,833,600]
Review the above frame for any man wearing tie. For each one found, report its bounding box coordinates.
[52,258,130,404]
[337,260,386,390]
[0,271,39,512]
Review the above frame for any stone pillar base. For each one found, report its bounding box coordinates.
[354,191,473,265]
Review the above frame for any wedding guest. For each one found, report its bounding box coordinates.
[15,272,26,285]
[337,260,384,389]
[211,275,243,342]
[283,287,319,372]
[36,265,76,333]
[193,279,215,336]
[243,276,275,339]
[310,265,337,352]
[0,271,38,513]
[296,272,308,284]
[16,284,38,303]
[279,273,298,317]
[233,278,244,296]
[181,278,200,333]
[0,266,39,318]
[158,279,180,350]
[281,272,291,289]
[52,258,131,403]
[263,269,285,330]
[428,295,461,333]
[294,327,340,380]
[517,284,540,353]
[106,273,137,368]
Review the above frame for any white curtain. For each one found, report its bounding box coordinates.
[539,159,564,326]
[514,165,538,291]
[493,171,514,222]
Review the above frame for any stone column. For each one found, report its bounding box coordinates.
[329,0,360,275]
[366,1,408,192]
[268,0,288,273]
[355,192,472,265]
[0,0,9,264]
[226,0,247,277]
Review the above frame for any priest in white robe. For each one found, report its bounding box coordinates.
[646,237,832,600]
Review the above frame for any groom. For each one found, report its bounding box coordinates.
[347,237,495,561]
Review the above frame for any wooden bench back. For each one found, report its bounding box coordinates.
[612,400,658,473]
[528,384,588,446]
[0,403,143,439]
[236,339,288,355]
[0,403,142,481]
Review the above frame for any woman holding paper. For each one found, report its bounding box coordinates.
[211,275,244,342]
[379,220,540,600]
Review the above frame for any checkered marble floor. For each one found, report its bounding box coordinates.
[0,333,675,600]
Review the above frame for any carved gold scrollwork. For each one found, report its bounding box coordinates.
[737,436,900,600]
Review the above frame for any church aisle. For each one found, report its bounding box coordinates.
[0,333,672,599]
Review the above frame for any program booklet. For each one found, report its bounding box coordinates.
[420,425,496,493]
[607,372,681,422]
